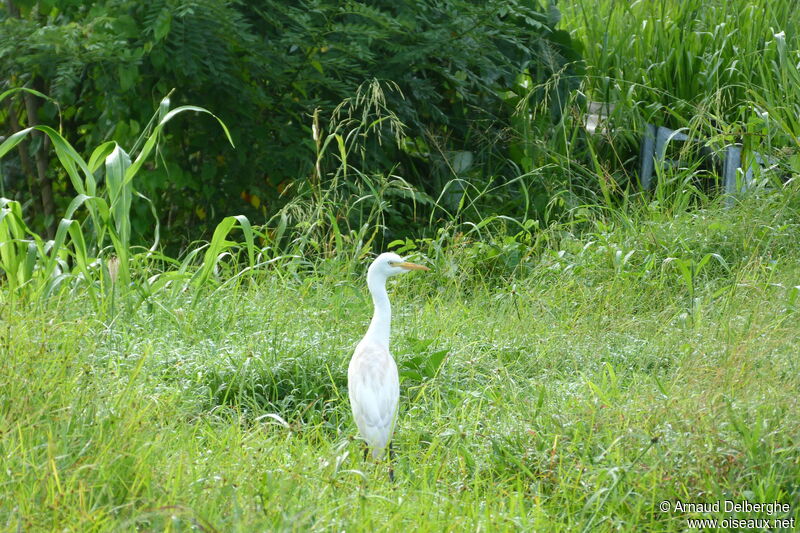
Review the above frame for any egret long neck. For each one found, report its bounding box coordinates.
[365,269,391,348]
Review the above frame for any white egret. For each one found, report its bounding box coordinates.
[348,252,429,480]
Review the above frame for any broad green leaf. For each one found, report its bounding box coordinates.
[106,144,133,249]
[124,105,234,187]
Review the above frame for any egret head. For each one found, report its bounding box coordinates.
[369,252,430,279]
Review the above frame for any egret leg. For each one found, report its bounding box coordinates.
[363,443,369,462]
[388,441,395,482]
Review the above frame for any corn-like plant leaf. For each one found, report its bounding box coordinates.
[124,105,234,187]
[192,215,254,288]
[36,125,96,195]
[0,95,234,301]
[0,86,55,105]
[22,241,38,285]
[106,145,132,239]
[0,199,27,290]
[0,126,103,239]
[63,194,111,222]
[135,191,161,252]
[88,141,118,173]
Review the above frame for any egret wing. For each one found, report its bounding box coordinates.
[348,342,400,455]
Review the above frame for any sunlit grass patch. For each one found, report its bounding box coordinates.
[2,181,799,529]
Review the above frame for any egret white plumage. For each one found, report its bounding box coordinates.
[348,252,429,479]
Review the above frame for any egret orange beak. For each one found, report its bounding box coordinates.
[397,261,430,271]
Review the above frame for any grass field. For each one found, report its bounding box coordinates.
[3,0,800,530]
[3,188,799,530]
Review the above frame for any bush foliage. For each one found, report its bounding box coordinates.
[1,0,580,247]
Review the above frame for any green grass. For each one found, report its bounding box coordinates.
[511,0,800,208]
[560,0,800,128]
[3,0,800,529]
[2,187,799,531]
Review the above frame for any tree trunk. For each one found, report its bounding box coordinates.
[6,100,42,215]
[5,0,18,16]
[23,79,57,238]
[6,0,57,238]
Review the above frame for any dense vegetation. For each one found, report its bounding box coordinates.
[1,0,799,530]
[1,0,579,246]
[3,188,799,530]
